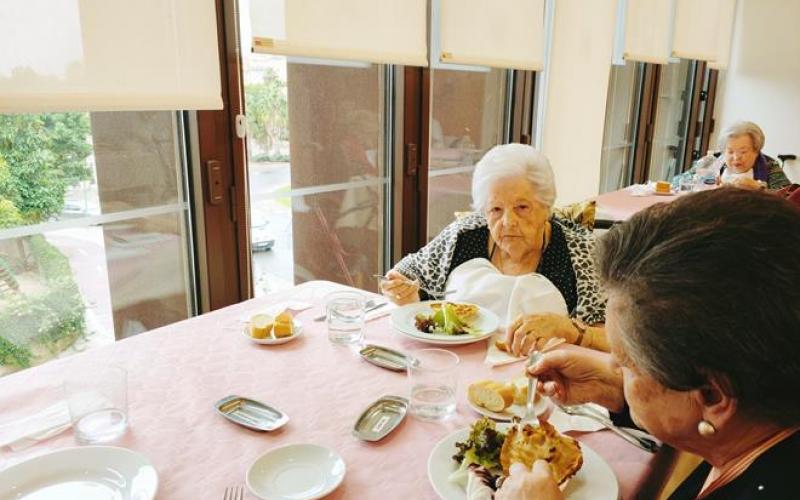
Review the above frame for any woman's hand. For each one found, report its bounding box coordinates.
[379,270,421,305]
[506,313,578,356]
[495,461,563,500]
[529,345,625,412]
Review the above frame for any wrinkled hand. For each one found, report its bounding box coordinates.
[505,313,578,357]
[529,345,625,412]
[495,461,563,500]
[379,270,421,305]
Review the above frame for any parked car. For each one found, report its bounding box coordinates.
[251,222,276,252]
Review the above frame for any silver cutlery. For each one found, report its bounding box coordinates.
[371,274,457,298]
[313,299,386,322]
[523,337,566,420]
[556,403,661,453]
[223,485,244,500]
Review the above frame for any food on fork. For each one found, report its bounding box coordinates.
[273,312,294,338]
[250,314,274,339]
[468,381,515,412]
[500,419,583,485]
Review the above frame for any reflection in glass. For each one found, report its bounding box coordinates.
[649,60,693,181]
[599,62,643,193]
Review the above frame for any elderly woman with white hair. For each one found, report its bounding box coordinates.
[684,121,790,190]
[381,143,608,352]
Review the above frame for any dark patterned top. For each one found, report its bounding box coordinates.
[447,223,578,314]
[395,212,606,324]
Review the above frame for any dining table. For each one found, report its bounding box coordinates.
[594,185,684,222]
[0,280,667,499]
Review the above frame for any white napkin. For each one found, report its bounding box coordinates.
[484,333,525,367]
[465,469,494,500]
[0,401,71,451]
[548,403,609,433]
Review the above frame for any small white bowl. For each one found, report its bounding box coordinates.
[246,444,346,500]
[242,320,303,345]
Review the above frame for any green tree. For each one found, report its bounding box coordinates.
[245,68,289,157]
[0,113,92,223]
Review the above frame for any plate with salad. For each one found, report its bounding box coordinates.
[390,301,499,345]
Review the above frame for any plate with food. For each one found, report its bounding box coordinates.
[391,301,499,345]
[467,378,550,422]
[427,418,618,500]
[243,312,303,345]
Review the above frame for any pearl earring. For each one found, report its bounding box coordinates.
[698,420,716,437]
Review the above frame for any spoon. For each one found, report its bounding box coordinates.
[524,337,567,421]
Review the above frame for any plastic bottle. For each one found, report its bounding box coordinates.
[693,156,720,191]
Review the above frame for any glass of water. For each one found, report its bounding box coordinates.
[326,291,365,344]
[63,364,128,445]
[408,348,459,421]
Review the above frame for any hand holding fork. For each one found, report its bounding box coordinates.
[374,272,457,304]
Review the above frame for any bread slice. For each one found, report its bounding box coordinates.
[468,380,515,412]
[273,312,294,338]
[250,314,274,339]
[500,420,583,485]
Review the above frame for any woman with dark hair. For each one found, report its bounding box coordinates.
[495,188,800,499]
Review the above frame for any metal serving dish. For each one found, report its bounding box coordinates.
[215,395,289,431]
[353,395,409,441]
[359,344,417,371]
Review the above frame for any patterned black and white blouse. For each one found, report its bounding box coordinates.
[394,212,606,324]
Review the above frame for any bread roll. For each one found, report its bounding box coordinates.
[250,314,274,339]
[273,312,294,338]
[468,380,515,412]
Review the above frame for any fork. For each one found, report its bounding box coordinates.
[524,337,567,421]
[557,404,661,453]
[371,274,457,298]
[313,298,382,322]
[224,485,244,500]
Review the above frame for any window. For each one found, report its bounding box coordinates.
[599,59,718,191]
[0,112,195,376]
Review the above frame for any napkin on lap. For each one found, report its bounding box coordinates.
[0,401,71,451]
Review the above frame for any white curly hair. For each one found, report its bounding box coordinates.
[471,143,557,212]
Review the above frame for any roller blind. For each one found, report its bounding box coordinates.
[708,0,737,70]
[623,0,675,64]
[249,0,427,66]
[438,0,545,70]
[0,0,222,113]
[672,0,725,61]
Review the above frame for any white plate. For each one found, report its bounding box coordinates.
[243,320,304,345]
[0,446,158,500]
[427,424,618,500]
[247,444,346,500]
[391,302,499,346]
[467,397,550,422]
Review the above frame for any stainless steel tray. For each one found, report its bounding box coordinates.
[359,344,416,371]
[352,395,408,441]
[215,395,289,431]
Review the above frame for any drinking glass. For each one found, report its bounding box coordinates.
[408,348,459,421]
[326,291,365,344]
[63,365,128,444]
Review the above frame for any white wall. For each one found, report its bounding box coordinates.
[541,0,618,205]
[713,0,800,160]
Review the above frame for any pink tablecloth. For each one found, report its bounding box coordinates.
[0,281,660,499]
[594,187,682,221]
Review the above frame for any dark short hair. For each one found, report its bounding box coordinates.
[596,188,800,426]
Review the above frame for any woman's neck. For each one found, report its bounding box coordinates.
[492,247,542,276]
[700,420,787,468]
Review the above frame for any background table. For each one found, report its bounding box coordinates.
[0,281,663,499]
[594,187,683,222]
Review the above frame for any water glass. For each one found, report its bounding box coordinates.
[63,365,128,445]
[408,349,459,421]
[326,291,365,344]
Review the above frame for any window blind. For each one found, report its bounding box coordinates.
[708,0,737,70]
[623,0,675,64]
[672,0,725,61]
[0,0,222,113]
[438,0,545,70]
[249,0,428,66]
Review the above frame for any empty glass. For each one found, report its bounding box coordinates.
[63,365,128,444]
[408,349,459,421]
[326,291,365,344]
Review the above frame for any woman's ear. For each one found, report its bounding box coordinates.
[691,377,738,430]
